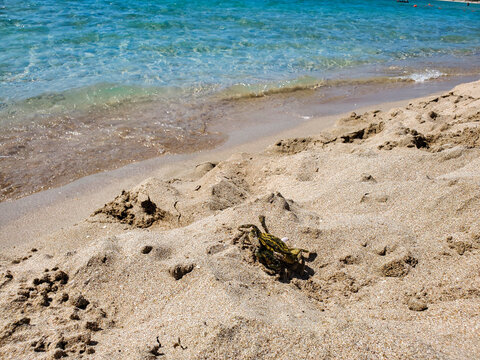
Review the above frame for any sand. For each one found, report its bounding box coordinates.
[1,80,480,359]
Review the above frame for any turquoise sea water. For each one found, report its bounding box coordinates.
[0,0,479,200]
[1,0,479,105]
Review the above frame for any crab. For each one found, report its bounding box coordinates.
[234,215,309,278]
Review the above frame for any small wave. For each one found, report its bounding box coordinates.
[219,76,325,100]
[399,69,444,83]
[218,75,413,101]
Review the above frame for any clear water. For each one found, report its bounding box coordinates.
[0,0,479,201]
[1,0,479,104]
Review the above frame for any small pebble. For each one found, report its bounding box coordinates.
[408,298,428,312]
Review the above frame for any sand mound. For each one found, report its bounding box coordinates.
[92,189,169,228]
[330,82,480,153]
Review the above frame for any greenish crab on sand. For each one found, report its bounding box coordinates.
[234,215,314,280]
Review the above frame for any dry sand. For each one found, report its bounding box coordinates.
[1,80,480,359]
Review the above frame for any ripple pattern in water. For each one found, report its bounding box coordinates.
[1,0,480,102]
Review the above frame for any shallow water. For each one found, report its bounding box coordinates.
[0,0,479,201]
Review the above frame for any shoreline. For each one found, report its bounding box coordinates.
[0,75,477,249]
[1,71,478,203]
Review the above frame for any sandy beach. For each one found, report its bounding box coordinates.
[1,79,479,359]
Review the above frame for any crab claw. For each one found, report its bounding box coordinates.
[289,248,306,257]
